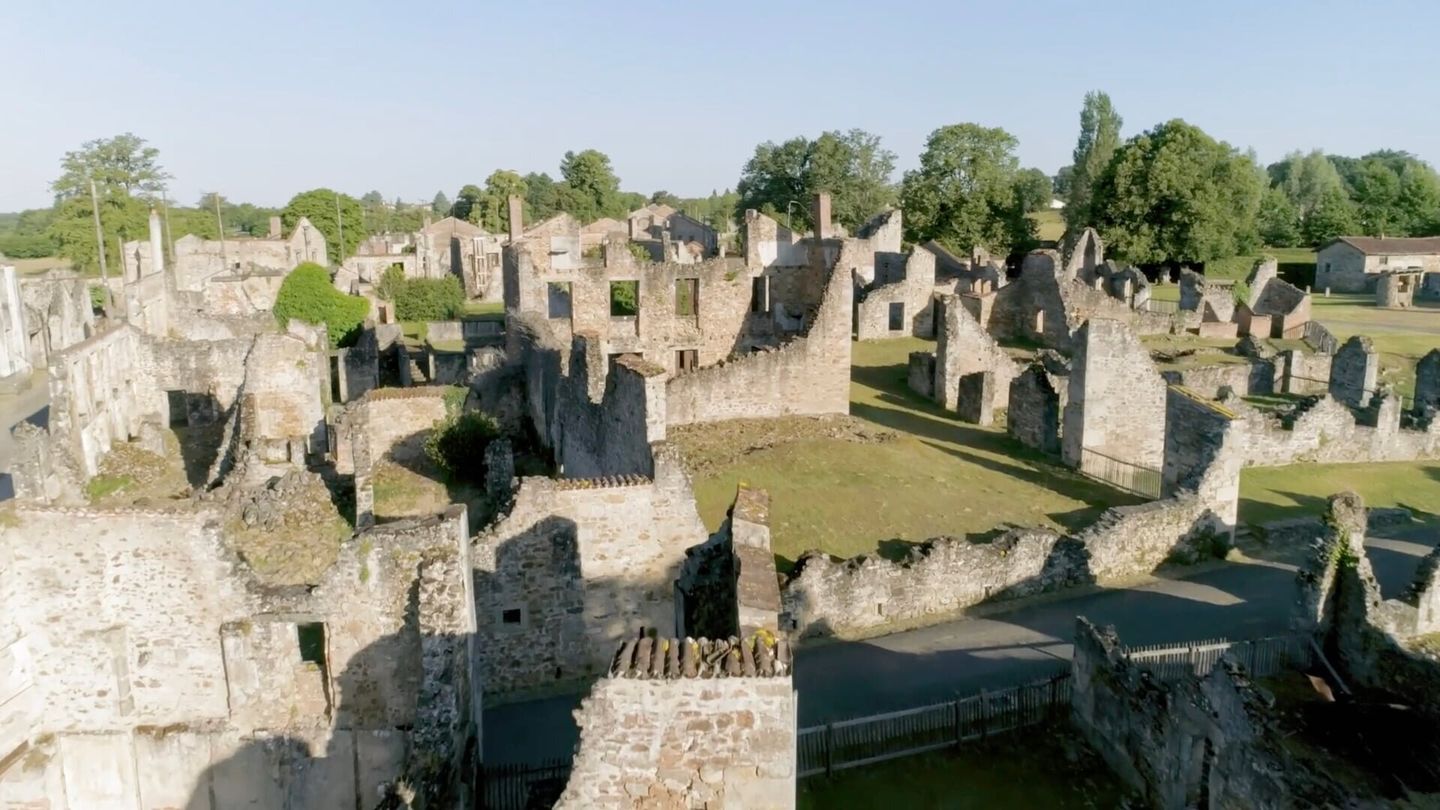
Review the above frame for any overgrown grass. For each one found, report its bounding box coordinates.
[686,338,1141,570]
[85,473,134,501]
[1206,248,1316,284]
[797,724,1124,809]
[1239,462,1440,526]
[371,461,450,521]
[463,300,505,319]
[1028,209,1065,243]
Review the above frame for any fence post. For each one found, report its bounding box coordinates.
[1049,675,1060,719]
[953,698,963,746]
[1188,645,1198,675]
[824,723,834,778]
[978,690,989,741]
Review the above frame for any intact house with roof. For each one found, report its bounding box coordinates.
[1315,236,1440,293]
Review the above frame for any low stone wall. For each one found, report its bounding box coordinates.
[782,493,1222,639]
[557,636,795,810]
[1233,394,1440,467]
[1161,360,1276,398]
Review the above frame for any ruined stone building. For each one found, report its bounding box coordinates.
[16,273,95,373]
[123,214,327,293]
[624,203,720,264]
[1315,235,1440,293]
[0,263,31,390]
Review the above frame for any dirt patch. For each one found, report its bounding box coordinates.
[216,470,352,585]
[669,415,896,478]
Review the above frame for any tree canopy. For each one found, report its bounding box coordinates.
[558,149,626,222]
[1090,119,1264,265]
[735,129,898,233]
[51,133,171,201]
[899,123,1034,255]
[272,262,369,347]
[281,189,367,262]
[1063,91,1123,234]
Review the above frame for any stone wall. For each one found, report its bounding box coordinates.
[1162,386,1245,534]
[0,264,32,386]
[1329,335,1378,407]
[1228,393,1440,467]
[0,503,478,809]
[471,446,708,696]
[665,241,852,426]
[782,491,1225,639]
[1007,361,1063,454]
[45,325,154,479]
[18,275,94,370]
[854,243,939,339]
[676,486,782,639]
[557,636,795,810]
[334,386,451,528]
[1418,348,1440,419]
[1061,318,1168,471]
[1160,359,1276,399]
[933,294,1018,417]
[558,336,667,478]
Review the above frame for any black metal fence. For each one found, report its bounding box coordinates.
[796,672,1072,778]
[480,758,571,810]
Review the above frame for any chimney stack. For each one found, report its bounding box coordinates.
[267,216,282,239]
[811,192,832,239]
[507,195,524,243]
[147,208,165,280]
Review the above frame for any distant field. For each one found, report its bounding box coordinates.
[1028,209,1065,243]
[676,337,1141,570]
[8,256,74,275]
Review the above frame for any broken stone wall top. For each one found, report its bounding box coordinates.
[608,635,792,679]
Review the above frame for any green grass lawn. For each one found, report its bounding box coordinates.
[798,726,1124,809]
[1206,247,1316,283]
[464,300,505,319]
[1028,209,1065,243]
[684,338,1141,569]
[1239,461,1440,526]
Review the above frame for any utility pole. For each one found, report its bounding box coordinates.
[213,193,228,272]
[89,179,112,315]
[335,191,344,264]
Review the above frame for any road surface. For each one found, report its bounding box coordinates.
[484,526,1436,764]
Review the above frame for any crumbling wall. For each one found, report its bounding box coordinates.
[558,335,667,478]
[1061,318,1168,472]
[557,636,795,810]
[18,275,94,370]
[665,242,852,425]
[677,486,782,640]
[1160,359,1276,399]
[1246,258,1310,338]
[1162,386,1245,535]
[0,503,477,808]
[227,321,330,483]
[932,294,1018,418]
[45,325,156,479]
[1231,394,1440,466]
[1329,335,1378,407]
[1007,361,1063,454]
[854,244,938,339]
[336,387,451,528]
[471,446,707,695]
[1416,348,1440,419]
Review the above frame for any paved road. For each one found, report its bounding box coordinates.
[0,374,50,501]
[483,527,1437,764]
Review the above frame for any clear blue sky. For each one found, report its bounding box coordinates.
[4,0,1437,212]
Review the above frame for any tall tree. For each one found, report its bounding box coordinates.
[523,173,560,222]
[899,123,1034,254]
[479,170,527,233]
[1090,119,1264,265]
[1351,159,1402,236]
[1063,91,1123,233]
[51,133,171,201]
[559,149,624,221]
[1013,168,1054,214]
[452,184,484,223]
[360,190,385,207]
[431,191,450,217]
[1256,187,1301,248]
[1301,187,1359,245]
[281,189,367,262]
[734,129,897,232]
[1269,150,1347,217]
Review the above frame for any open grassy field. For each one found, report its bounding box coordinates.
[10,256,75,275]
[677,338,1141,570]
[797,725,1124,809]
[1028,209,1065,243]
[1239,461,1440,526]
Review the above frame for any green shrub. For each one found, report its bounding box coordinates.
[609,280,638,316]
[375,264,407,301]
[424,410,500,485]
[629,243,652,263]
[394,276,464,321]
[0,233,57,258]
[273,262,370,347]
[88,284,106,312]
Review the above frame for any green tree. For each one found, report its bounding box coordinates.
[650,190,682,208]
[360,190,385,207]
[375,265,406,301]
[281,189,367,262]
[424,410,500,486]
[899,123,1034,254]
[394,276,464,321]
[51,133,171,201]
[48,192,149,275]
[1301,188,1360,245]
[1257,187,1301,247]
[1269,150,1347,217]
[1052,165,1074,201]
[1090,119,1264,265]
[734,129,897,232]
[431,191,450,217]
[559,149,624,221]
[1063,91,1123,233]
[1352,159,1401,236]
[452,184,484,223]
[476,170,527,233]
[272,262,370,347]
[1398,162,1440,236]
[524,172,560,222]
[1013,168,1054,214]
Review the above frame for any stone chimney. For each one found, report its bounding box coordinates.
[267,216,282,239]
[147,208,165,280]
[811,192,832,239]
[507,195,524,243]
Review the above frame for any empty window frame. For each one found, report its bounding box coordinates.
[675,278,698,317]
[888,302,905,331]
[610,280,639,317]
[547,282,572,319]
[297,622,327,668]
[750,276,769,313]
[676,349,698,373]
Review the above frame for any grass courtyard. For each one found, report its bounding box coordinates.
[674,338,1141,570]
[1239,461,1440,526]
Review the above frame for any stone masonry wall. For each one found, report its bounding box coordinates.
[471,445,708,695]
[933,294,1018,415]
[557,637,795,810]
[1061,318,1168,470]
[1007,362,1062,454]
[0,503,478,809]
[558,336,667,478]
[1230,394,1440,467]
[854,244,938,339]
[1162,386,1245,534]
[1329,335,1378,407]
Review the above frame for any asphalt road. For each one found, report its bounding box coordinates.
[483,526,1437,764]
